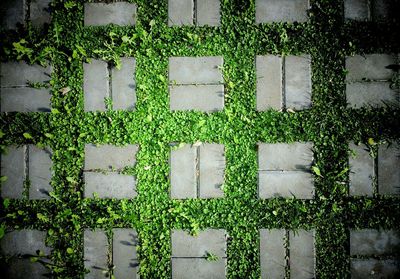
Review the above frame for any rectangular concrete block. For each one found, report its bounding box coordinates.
[5,258,50,279]
[289,230,315,279]
[285,55,312,110]
[197,0,221,27]
[258,171,314,199]
[258,142,313,171]
[84,144,138,170]
[169,56,223,84]
[350,229,400,256]
[84,229,108,279]
[84,60,109,112]
[28,145,52,200]
[256,55,282,111]
[84,2,137,26]
[0,88,51,112]
[170,85,224,112]
[113,229,139,279]
[349,143,374,196]
[351,259,400,279]
[1,62,51,87]
[171,229,226,257]
[84,172,136,199]
[1,145,25,199]
[0,229,50,255]
[346,54,396,81]
[199,144,225,198]
[172,258,226,279]
[30,0,51,27]
[111,57,136,111]
[170,144,197,199]
[168,0,193,26]
[378,143,400,195]
[346,82,398,108]
[344,0,369,20]
[0,0,26,30]
[260,229,286,279]
[256,0,309,23]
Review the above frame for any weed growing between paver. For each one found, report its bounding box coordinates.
[1,0,399,278]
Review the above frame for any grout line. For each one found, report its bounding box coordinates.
[281,56,286,110]
[367,0,372,21]
[108,63,113,109]
[195,145,200,198]
[285,230,290,279]
[193,0,197,26]
[24,144,30,199]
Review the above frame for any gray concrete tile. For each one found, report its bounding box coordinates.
[346,82,398,108]
[285,55,312,110]
[260,229,286,279]
[258,171,314,199]
[378,143,400,195]
[1,62,51,87]
[30,0,51,27]
[289,229,315,279]
[170,144,197,199]
[84,2,137,26]
[170,85,224,112]
[344,0,369,20]
[1,145,25,199]
[346,54,396,81]
[168,0,193,26]
[350,229,400,256]
[0,229,50,255]
[171,229,226,257]
[113,228,139,279]
[256,55,282,111]
[84,229,108,279]
[111,57,136,111]
[0,88,51,112]
[197,0,221,27]
[84,60,109,112]
[349,143,374,196]
[351,259,400,279]
[172,258,226,279]
[199,144,225,198]
[256,0,309,23]
[0,0,26,30]
[84,144,138,170]
[84,172,136,199]
[28,145,52,200]
[258,142,313,171]
[4,258,50,279]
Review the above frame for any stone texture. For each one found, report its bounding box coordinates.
[172,258,226,279]
[84,172,136,199]
[378,143,400,195]
[1,229,50,255]
[351,259,400,279]
[289,230,315,279]
[171,229,226,257]
[168,0,193,26]
[350,229,400,256]
[260,229,286,279]
[30,0,51,27]
[199,144,225,198]
[258,142,313,171]
[83,60,109,112]
[169,56,223,84]
[4,258,50,279]
[84,229,108,279]
[259,171,314,199]
[197,0,221,27]
[1,88,51,112]
[346,82,398,108]
[256,55,282,111]
[28,145,52,200]
[256,0,309,23]
[285,55,312,110]
[113,229,139,279]
[170,85,224,112]
[170,144,197,199]
[1,145,25,199]
[346,54,396,81]
[1,62,51,87]
[0,0,26,30]
[84,144,138,170]
[111,57,136,111]
[84,2,137,26]
[349,143,374,196]
[344,0,369,20]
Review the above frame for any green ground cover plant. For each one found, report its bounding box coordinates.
[1,0,399,278]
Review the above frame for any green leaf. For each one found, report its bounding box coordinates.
[66,177,76,183]
[312,166,322,177]
[67,247,74,254]
[0,130,5,138]
[23,132,33,139]
[0,224,6,240]
[51,108,60,114]
[0,176,7,183]
[45,133,54,139]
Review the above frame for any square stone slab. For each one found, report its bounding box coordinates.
[378,143,400,195]
[84,144,138,170]
[256,0,309,23]
[1,145,26,199]
[346,54,396,81]
[84,2,137,26]
[83,60,109,112]
[172,258,226,279]
[289,229,315,279]
[171,229,226,257]
[350,229,400,256]
[113,229,139,279]
[168,0,193,26]
[349,143,374,196]
[84,229,108,279]
[344,0,369,21]
[0,0,26,30]
[84,172,136,199]
[28,145,53,200]
[111,57,136,111]
[260,229,286,279]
